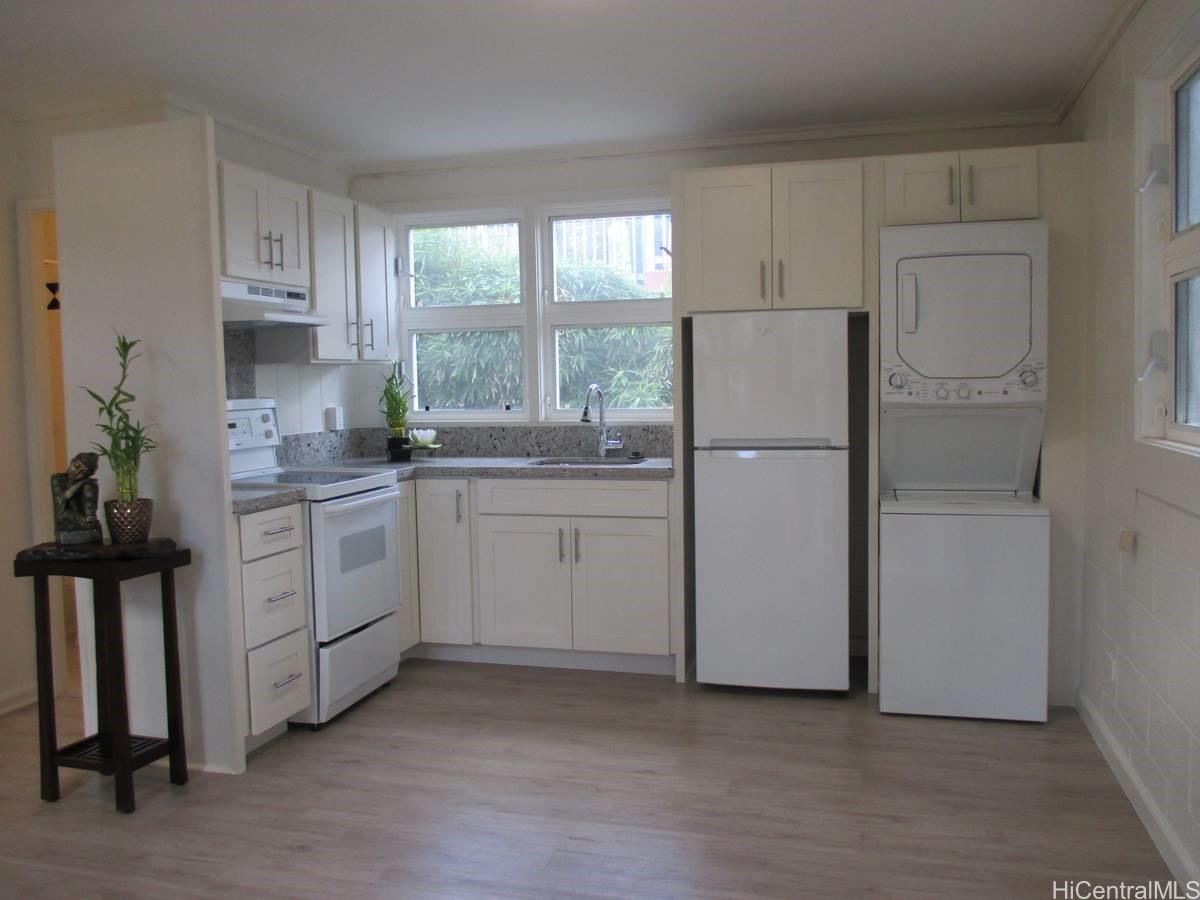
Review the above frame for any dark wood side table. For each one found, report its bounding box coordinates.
[13,539,192,813]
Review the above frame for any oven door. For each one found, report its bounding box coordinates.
[309,487,402,643]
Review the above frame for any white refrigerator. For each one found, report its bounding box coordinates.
[693,310,849,690]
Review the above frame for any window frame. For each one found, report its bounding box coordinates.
[538,199,674,423]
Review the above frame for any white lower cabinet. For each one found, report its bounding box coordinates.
[246,626,311,736]
[477,515,574,649]
[397,481,421,652]
[416,479,474,644]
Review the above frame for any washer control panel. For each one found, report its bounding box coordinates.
[882,358,1045,404]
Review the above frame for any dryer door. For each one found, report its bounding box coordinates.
[896,254,1031,379]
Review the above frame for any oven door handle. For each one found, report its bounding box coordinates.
[319,487,400,518]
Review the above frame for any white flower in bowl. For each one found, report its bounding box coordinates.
[410,428,438,445]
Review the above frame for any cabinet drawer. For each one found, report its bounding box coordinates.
[247,628,311,735]
[239,504,304,561]
[242,548,308,650]
[475,479,667,518]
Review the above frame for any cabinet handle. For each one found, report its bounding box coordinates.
[348,320,358,348]
[777,260,784,299]
[455,489,463,524]
[272,672,303,690]
[266,589,297,605]
[365,318,376,351]
[948,166,955,206]
[263,231,274,268]
[967,165,975,206]
[574,528,581,563]
[760,261,767,300]
[274,233,285,269]
[263,525,295,537]
[558,527,565,563]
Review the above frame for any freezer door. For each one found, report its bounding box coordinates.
[695,449,849,689]
[692,310,847,447]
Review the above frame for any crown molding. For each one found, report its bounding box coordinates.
[1053,0,1149,122]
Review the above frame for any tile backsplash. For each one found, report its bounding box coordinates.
[223,327,256,400]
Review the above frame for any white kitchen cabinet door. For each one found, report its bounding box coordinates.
[268,176,311,287]
[959,147,1039,222]
[683,166,773,313]
[416,479,473,644]
[219,161,272,281]
[356,204,397,361]
[397,481,421,652]
[571,517,669,655]
[477,515,573,649]
[883,152,961,225]
[310,191,359,361]
[771,160,863,309]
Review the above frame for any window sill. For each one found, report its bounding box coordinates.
[1136,435,1200,459]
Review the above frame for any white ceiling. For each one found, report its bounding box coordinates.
[1,0,1131,169]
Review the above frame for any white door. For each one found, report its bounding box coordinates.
[310,191,359,361]
[960,147,1039,222]
[695,449,848,689]
[310,488,402,642]
[683,166,773,312]
[219,161,272,281]
[416,479,474,644]
[772,160,863,309]
[477,515,573,649]
[895,254,1031,379]
[571,517,669,655]
[356,205,397,361]
[268,176,310,287]
[883,152,961,226]
[396,482,421,651]
[692,310,848,447]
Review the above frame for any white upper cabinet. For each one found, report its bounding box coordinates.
[683,161,863,313]
[477,514,573,649]
[683,166,773,312]
[772,160,863,309]
[310,191,359,361]
[218,161,311,288]
[356,204,398,361]
[959,147,1039,223]
[884,149,1038,225]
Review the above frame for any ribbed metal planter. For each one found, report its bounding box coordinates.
[104,498,154,545]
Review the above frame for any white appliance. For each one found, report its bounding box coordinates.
[693,309,849,691]
[878,221,1050,722]
[227,399,403,725]
[221,279,329,327]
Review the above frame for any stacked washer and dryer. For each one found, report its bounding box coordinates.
[878,221,1050,722]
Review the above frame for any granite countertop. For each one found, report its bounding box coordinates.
[336,456,674,480]
[231,485,308,516]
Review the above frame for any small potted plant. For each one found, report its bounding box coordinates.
[380,361,413,462]
[85,335,158,544]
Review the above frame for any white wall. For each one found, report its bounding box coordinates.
[1068,0,1200,879]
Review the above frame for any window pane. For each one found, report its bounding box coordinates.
[552,213,671,302]
[1177,69,1200,232]
[410,223,520,307]
[413,330,524,412]
[555,325,673,410]
[1177,276,1200,425]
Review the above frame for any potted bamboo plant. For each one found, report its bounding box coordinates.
[85,335,158,544]
[380,361,413,462]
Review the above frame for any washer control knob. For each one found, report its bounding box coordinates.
[956,384,971,400]
[935,385,950,400]
[1019,369,1039,387]
[888,371,909,388]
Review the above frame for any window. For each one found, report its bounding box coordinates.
[397,204,674,423]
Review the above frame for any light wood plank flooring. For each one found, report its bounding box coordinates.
[0,660,1168,898]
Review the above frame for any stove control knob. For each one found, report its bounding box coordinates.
[1019,369,1039,387]
[264,429,274,439]
[935,385,950,400]
[888,371,909,388]
[956,384,971,400]
[261,413,271,423]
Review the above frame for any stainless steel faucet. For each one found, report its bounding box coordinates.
[580,383,624,458]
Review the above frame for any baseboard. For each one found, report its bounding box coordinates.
[0,684,37,717]
[410,643,676,677]
[1077,693,1199,881]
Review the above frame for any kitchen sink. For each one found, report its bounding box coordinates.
[530,457,647,466]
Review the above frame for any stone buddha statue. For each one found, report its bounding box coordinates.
[51,452,102,545]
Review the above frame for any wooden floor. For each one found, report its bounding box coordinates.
[0,660,1168,898]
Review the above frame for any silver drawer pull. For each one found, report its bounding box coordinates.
[263,525,295,536]
[266,589,297,605]
[272,672,303,690]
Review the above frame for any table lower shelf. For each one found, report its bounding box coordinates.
[55,733,171,775]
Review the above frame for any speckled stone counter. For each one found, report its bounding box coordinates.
[231,485,307,515]
[334,456,674,480]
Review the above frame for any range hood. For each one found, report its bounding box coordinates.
[221,279,329,327]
